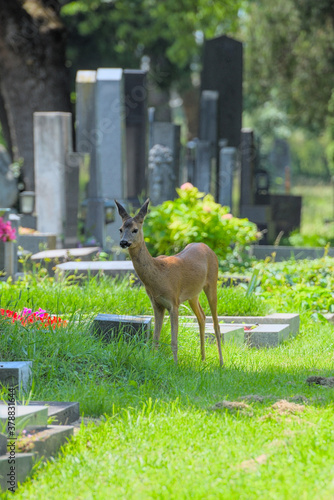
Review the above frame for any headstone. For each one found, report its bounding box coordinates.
[269,138,291,179]
[201,35,243,148]
[95,68,127,201]
[0,146,17,208]
[185,140,197,186]
[239,128,256,208]
[148,144,174,205]
[151,122,181,190]
[93,313,152,341]
[75,70,105,246]
[0,361,32,391]
[0,241,16,279]
[34,112,79,248]
[193,140,211,194]
[64,152,81,247]
[269,194,302,238]
[218,146,237,209]
[95,68,127,247]
[199,90,219,158]
[124,70,148,205]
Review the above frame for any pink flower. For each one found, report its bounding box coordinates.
[180,182,194,191]
[0,217,16,242]
[222,213,233,220]
[203,205,212,213]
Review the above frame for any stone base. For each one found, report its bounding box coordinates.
[93,313,152,341]
[0,401,79,492]
[180,313,300,348]
[0,362,32,392]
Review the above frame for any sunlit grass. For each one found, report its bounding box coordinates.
[0,275,334,498]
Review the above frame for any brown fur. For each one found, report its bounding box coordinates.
[115,199,223,366]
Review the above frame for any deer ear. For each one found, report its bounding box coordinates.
[134,198,150,223]
[115,200,130,222]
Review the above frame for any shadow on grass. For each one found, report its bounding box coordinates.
[0,313,332,417]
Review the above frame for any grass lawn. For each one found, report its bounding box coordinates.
[0,273,333,499]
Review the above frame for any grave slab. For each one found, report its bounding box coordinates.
[31,246,100,261]
[246,324,290,348]
[180,313,300,337]
[184,322,245,345]
[25,401,80,425]
[0,406,48,431]
[56,260,134,279]
[17,425,73,460]
[0,362,32,391]
[93,314,152,341]
[0,452,35,492]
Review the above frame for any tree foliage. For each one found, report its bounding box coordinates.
[243,0,334,132]
[61,0,242,90]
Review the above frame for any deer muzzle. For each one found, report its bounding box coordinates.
[120,240,132,248]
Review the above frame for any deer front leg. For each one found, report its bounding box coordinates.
[169,306,179,365]
[152,301,165,350]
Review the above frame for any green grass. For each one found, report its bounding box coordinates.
[0,275,334,499]
[291,182,334,241]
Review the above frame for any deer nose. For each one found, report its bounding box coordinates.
[120,240,131,248]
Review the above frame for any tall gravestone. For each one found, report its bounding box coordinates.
[201,35,243,148]
[95,68,127,202]
[199,90,219,158]
[124,70,148,205]
[151,122,181,195]
[218,146,236,209]
[148,144,174,205]
[34,112,78,247]
[193,141,211,194]
[95,68,127,247]
[76,70,105,246]
[239,128,255,209]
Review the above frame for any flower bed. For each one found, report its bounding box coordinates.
[0,308,67,329]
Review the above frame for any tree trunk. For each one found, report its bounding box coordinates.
[0,0,70,191]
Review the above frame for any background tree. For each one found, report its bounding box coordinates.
[0,0,71,191]
[243,0,334,132]
[0,0,242,192]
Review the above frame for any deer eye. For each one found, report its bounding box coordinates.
[132,229,138,234]
[119,228,123,233]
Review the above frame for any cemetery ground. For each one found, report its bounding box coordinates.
[0,260,334,499]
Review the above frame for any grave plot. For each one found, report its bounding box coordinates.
[92,313,299,348]
[180,313,300,348]
[0,401,79,492]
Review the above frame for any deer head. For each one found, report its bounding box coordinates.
[115,199,150,249]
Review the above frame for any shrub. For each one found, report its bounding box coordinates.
[144,184,258,261]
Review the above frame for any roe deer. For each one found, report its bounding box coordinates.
[115,199,223,366]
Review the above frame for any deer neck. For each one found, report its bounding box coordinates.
[128,241,155,285]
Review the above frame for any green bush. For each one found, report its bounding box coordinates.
[144,184,258,261]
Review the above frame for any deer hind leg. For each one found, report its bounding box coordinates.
[188,296,206,361]
[204,284,224,367]
[169,305,179,365]
[152,302,165,350]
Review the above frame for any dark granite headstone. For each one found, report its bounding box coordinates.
[270,194,302,237]
[239,128,256,209]
[201,35,243,148]
[194,140,211,194]
[124,70,148,205]
[151,122,181,191]
[93,314,152,341]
